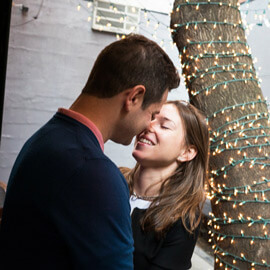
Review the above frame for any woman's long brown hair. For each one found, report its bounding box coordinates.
[121,100,210,235]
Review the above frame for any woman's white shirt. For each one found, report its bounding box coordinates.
[129,195,151,215]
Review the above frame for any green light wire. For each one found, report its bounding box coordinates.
[188,68,255,83]
[214,244,270,267]
[207,100,267,119]
[172,21,245,32]
[176,1,239,10]
[209,157,269,177]
[223,178,270,191]
[191,78,259,96]
[211,229,270,241]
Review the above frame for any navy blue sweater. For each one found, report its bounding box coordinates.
[0,112,134,269]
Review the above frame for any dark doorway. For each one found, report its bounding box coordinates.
[0,0,12,144]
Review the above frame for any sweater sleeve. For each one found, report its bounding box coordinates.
[51,158,134,270]
[150,220,199,270]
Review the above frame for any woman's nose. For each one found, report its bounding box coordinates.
[145,120,156,133]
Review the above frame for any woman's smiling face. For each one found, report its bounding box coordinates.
[132,103,187,168]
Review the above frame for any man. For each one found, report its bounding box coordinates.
[0,34,179,269]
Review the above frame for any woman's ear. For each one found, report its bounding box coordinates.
[177,146,197,163]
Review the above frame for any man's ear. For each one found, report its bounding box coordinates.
[177,146,197,163]
[124,85,146,112]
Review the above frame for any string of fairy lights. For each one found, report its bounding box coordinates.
[74,0,270,269]
[75,0,270,47]
[74,0,270,97]
[75,0,270,83]
[75,0,270,93]
[169,0,270,269]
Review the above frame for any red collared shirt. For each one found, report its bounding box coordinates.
[58,108,104,151]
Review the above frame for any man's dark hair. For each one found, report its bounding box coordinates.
[82,34,180,109]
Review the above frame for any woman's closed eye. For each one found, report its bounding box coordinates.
[161,125,170,130]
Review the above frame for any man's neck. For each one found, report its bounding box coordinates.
[69,93,121,143]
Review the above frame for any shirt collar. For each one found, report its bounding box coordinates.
[58,108,104,151]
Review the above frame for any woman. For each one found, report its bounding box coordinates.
[121,100,210,270]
